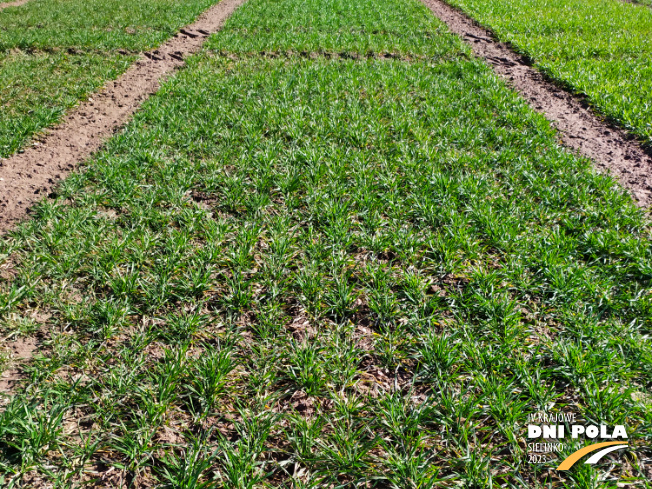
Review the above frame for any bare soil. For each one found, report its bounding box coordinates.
[421,0,652,208]
[0,335,39,393]
[0,0,29,9]
[0,0,247,233]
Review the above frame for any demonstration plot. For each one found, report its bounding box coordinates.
[0,0,219,158]
[1,0,651,486]
[2,52,651,486]
[445,0,652,146]
[0,0,217,51]
[208,0,462,56]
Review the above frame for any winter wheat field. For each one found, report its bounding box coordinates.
[1,0,652,487]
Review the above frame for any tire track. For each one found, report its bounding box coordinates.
[0,0,246,233]
[0,0,29,9]
[421,0,652,208]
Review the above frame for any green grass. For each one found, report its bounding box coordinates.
[0,0,219,158]
[444,0,652,146]
[0,0,218,51]
[1,0,652,486]
[207,0,463,57]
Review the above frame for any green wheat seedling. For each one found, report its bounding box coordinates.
[0,0,651,485]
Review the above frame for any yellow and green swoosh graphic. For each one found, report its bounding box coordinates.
[558,441,629,470]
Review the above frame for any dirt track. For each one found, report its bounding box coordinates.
[0,0,29,9]
[0,0,246,233]
[421,0,652,208]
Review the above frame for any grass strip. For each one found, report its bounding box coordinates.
[0,0,218,52]
[207,0,463,57]
[443,0,652,146]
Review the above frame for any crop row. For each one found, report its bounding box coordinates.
[1,0,651,486]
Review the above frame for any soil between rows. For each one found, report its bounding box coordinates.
[421,0,652,208]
